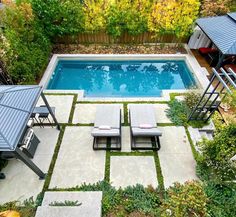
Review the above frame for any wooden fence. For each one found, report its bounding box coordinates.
[53,32,187,44]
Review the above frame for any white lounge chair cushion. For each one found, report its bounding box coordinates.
[99,125,111,130]
[91,128,120,137]
[139,124,152,129]
[132,127,162,136]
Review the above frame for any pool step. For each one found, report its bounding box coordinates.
[35,191,102,217]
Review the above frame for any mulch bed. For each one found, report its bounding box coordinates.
[52,44,187,54]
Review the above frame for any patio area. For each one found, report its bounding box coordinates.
[0,93,198,206]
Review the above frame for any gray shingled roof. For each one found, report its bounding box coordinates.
[196,13,236,55]
[0,85,42,151]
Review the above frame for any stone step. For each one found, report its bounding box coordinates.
[198,120,215,133]
[35,206,100,217]
[35,191,102,217]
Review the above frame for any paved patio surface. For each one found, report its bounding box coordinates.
[158,126,198,188]
[50,127,105,189]
[128,103,171,123]
[110,156,158,189]
[37,95,74,123]
[35,191,102,217]
[72,103,124,124]
[0,127,59,204]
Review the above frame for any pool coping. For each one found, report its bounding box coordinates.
[40,50,211,102]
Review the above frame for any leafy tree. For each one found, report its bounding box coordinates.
[201,0,233,17]
[83,0,110,33]
[197,124,236,183]
[0,1,51,83]
[31,0,85,38]
[148,0,200,39]
[106,0,151,37]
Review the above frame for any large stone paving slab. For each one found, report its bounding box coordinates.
[128,103,171,124]
[72,104,124,124]
[153,104,172,123]
[158,126,198,188]
[0,128,59,204]
[50,127,105,189]
[35,191,102,217]
[37,95,74,123]
[110,156,158,189]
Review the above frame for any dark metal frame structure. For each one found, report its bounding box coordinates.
[0,86,60,179]
[188,67,236,122]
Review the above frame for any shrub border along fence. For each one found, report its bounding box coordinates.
[53,32,188,44]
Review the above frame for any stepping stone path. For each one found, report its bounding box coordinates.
[35,191,102,217]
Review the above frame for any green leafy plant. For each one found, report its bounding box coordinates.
[184,90,202,110]
[106,0,151,38]
[166,99,190,126]
[0,1,51,83]
[31,0,85,38]
[49,200,82,206]
[203,182,236,217]
[197,124,236,183]
[160,181,208,217]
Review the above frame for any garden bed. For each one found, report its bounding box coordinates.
[52,44,187,55]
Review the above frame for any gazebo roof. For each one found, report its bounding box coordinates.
[196,12,236,55]
[0,85,42,151]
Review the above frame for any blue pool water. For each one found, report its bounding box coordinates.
[47,60,196,97]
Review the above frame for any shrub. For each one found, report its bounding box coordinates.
[160,181,208,217]
[166,99,190,126]
[83,0,109,33]
[203,182,236,217]
[31,0,85,38]
[0,1,51,83]
[148,0,200,39]
[201,0,232,17]
[197,124,236,183]
[73,181,161,216]
[106,0,151,37]
[184,90,202,110]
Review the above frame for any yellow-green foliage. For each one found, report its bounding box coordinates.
[148,0,200,38]
[161,181,208,217]
[83,0,110,33]
[106,0,151,37]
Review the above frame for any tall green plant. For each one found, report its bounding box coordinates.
[148,0,200,39]
[31,0,85,38]
[197,124,236,183]
[0,1,51,83]
[106,0,151,38]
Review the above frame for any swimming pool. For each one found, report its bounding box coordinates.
[46,59,196,97]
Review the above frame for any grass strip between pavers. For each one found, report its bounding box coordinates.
[68,94,78,124]
[153,151,165,194]
[185,126,200,161]
[41,125,66,202]
[104,151,111,182]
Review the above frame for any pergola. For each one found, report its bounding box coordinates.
[0,85,60,179]
[196,12,236,69]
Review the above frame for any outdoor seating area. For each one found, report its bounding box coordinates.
[0,1,236,216]
[0,93,198,202]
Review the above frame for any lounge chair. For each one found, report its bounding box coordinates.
[129,104,162,150]
[91,105,121,150]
